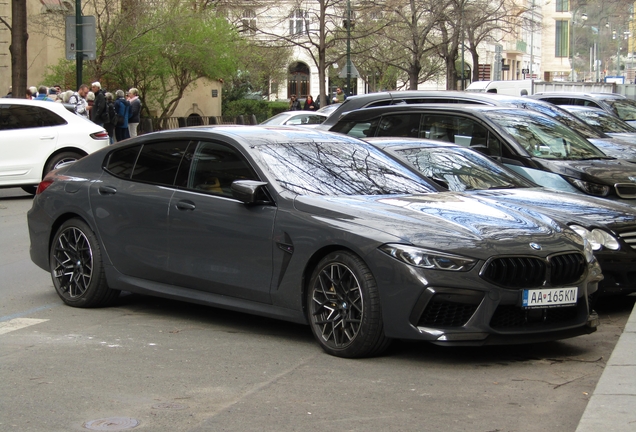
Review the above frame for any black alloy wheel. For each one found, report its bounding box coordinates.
[50,219,118,307]
[307,251,390,358]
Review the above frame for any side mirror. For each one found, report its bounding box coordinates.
[231,180,270,204]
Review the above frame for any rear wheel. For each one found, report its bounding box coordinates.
[307,251,391,358]
[50,218,118,307]
[44,151,83,176]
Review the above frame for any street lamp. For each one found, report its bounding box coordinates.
[571,9,588,82]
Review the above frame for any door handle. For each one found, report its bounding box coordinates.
[98,186,117,195]
[176,200,196,211]
[39,136,56,140]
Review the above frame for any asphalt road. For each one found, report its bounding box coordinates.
[1,187,634,432]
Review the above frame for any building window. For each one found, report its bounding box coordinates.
[555,20,569,57]
[289,9,308,36]
[555,0,569,13]
[241,10,257,35]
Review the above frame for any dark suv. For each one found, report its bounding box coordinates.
[530,92,636,127]
[328,104,636,203]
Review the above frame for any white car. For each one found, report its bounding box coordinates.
[0,98,109,193]
[260,111,327,126]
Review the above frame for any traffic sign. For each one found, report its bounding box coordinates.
[65,16,96,60]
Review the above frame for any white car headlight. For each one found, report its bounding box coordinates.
[569,225,620,251]
[379,244,476,271]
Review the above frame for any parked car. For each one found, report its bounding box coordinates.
[28,126,599,358]
[530,92,636,127]
[328,104,636,203]
[0,99,109,193]
[319,91,636,163]
[366,137,636,297]
[560,105,636,144]
[316,102,342,116]
[260,111,327,126]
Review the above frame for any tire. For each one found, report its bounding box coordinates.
[21,185,37,195]
[50,218,118,308]
[44,151,83,176]
[307,251,391,358]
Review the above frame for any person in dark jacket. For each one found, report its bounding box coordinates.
[304,95,316,111]
[289,94,301,111]
[114,89,131,142]
[127,88,141,137]
[104,92,116,144]
[90,82,108,126]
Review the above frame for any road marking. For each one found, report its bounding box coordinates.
[0,318,49,335]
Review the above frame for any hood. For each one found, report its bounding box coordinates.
[465,188,636,230]
[587,138,636,162]
[536,158,636,186]
[293,192,582,260]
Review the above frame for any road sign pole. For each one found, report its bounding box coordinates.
[75,0,82,89]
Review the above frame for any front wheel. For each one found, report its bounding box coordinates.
[50,219,118,308]
[307,251,391,358]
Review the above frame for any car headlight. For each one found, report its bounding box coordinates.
[569,225,620,251]
[379,244,476,271]
[566,178,610,197]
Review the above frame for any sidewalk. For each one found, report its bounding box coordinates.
[576,301,636,432]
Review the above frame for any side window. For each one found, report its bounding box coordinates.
[422,115,455,142]
[0,104,66,130]
[130,141,191,185]
[185,141,258,197]
[333,120,376,138]
[376,114,422,137]
[105,145,142,178]
[581,100,602,109]
[541,97,571,106]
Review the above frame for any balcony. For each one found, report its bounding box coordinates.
[504,40,527,54]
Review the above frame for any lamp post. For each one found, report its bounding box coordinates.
[571,7,588,82]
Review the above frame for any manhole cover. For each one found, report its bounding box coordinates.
[84,417,139,430]
[152,402,188,410]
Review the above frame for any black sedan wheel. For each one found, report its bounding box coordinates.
[308,251,390,358]
[50,219,118,307]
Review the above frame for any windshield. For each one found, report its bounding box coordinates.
[484,110,607,160]
[256,141,438,196]
[394,146,534,191]
[601,98,636,122]
[572,109,636,133]
[514,100,602,139]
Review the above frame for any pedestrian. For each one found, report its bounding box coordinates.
[34,86,52,101]
[90,82,108,126]
[104,92,116,144]
[4,86,11,98]
[25,88,32,99]
[86,91,95,117]
[68,84,90,118]
[127,88,141,138]
[304,95,316,111]
[47,87,58,102]
[289,94,301,111]
[335,87,345,102]
[29,86,37,99]
[114,89,131,142]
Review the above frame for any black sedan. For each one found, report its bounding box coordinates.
[28,126,599,357]
[328,104,636,203]
[366,137,636,297]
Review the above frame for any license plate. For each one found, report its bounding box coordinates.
[522,287,578,309]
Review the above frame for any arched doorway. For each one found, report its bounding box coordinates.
[288,62,310,98]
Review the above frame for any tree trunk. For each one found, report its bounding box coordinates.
[10,0,28,99]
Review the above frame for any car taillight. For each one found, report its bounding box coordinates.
[36,172,62,195]
[90,130,110,140]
